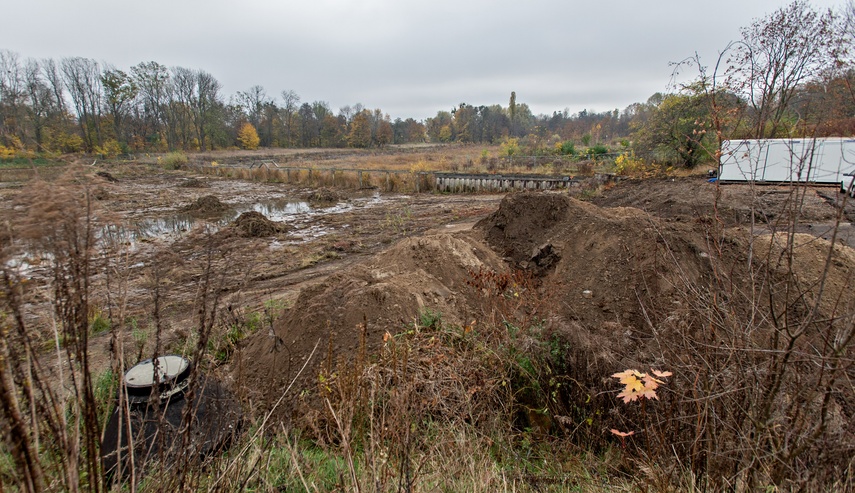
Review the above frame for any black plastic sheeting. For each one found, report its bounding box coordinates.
[101,375,242,482]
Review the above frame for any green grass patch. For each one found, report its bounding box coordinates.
[0,156,62,167]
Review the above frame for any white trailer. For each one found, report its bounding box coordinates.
[719,138,855,190]
[844,173,855,197]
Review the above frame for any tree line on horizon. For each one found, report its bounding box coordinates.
[1,1,854,168]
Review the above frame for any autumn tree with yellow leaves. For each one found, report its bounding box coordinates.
[236,122,260,150]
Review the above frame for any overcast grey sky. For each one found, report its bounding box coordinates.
[1,0,845,120]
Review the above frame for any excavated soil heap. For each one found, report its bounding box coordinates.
[231,211,288,238]
[96,171,118,182]
[476,192,723,372]
[183,195,231,217]
[236,191,855,423]
[305,187,343,204]
[236,232,506,407]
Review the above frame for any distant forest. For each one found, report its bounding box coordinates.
[1,1,854,167]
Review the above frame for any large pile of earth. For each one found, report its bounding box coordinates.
[235,232,506,406]
[591,176,847,225]
[305,187,343,204]
[235,191,855,420]
[475,192,726,374]
[231,211,288,238]
[182,195,231,217]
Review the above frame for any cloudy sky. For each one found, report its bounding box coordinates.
[1,0,845,120]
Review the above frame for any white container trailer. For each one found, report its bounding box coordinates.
[719,138,855,190]
[844,173,855,197]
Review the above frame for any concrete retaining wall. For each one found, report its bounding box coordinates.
[435,173,576,192]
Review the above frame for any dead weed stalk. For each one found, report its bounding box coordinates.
[631,179,855,490]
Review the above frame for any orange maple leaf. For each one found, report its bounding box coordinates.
[641,374,662,391]
[617,388,642,403]
[610,429,635,437]
[611,369,643,381]
[613,368,672,403]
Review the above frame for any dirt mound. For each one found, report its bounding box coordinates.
[182,195,231,217]
[231,211,287,238]
[477,192,582,269]
[477,192,716,359]
[305,187,342,204]
[236,191,855,437]
[742,231,855,317]
[592,176,843,225]
[237,192,715,413]
[236,232,505,408]
[96,171,118,182]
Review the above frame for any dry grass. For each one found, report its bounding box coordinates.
[197,144,617,193]
[2,158,850,492]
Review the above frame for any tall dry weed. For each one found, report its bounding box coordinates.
[0,167,116,492]
[631,180,855,490]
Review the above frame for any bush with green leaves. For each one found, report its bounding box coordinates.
[162,151,188,169]
[558,141,576,156]
[586,144,609,156]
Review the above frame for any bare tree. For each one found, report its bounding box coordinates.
[42,58,67,117]
[0,50,24,147]
[339,104,353,123]
[170,66,196,149]
[280,89,300,147]
[194,70,221,152]
[131,61,170,149]
[23,59,58,150]
[236,85,268,128]
[728,0,847,139]
[101,67,137,145]
[61,57,103,150]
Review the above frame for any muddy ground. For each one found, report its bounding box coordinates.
[592,176,855,247]
[231,174,855,421]
[2,166,854,409]
[0,164,503,379]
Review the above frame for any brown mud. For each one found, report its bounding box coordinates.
[235,176,855,423]
[0,165,502,384]
[231,211,289,238]
[1,167,853,428]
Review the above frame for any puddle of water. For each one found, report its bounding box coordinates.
[8,194,392,276]
[104,193,391,245]
[121,214,200,239]
[287,225,332,243]
[246,200,311,220]
[113,200,313,241]
[4,251,54,279]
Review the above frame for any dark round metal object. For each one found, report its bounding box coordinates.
[122,355,191,405]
